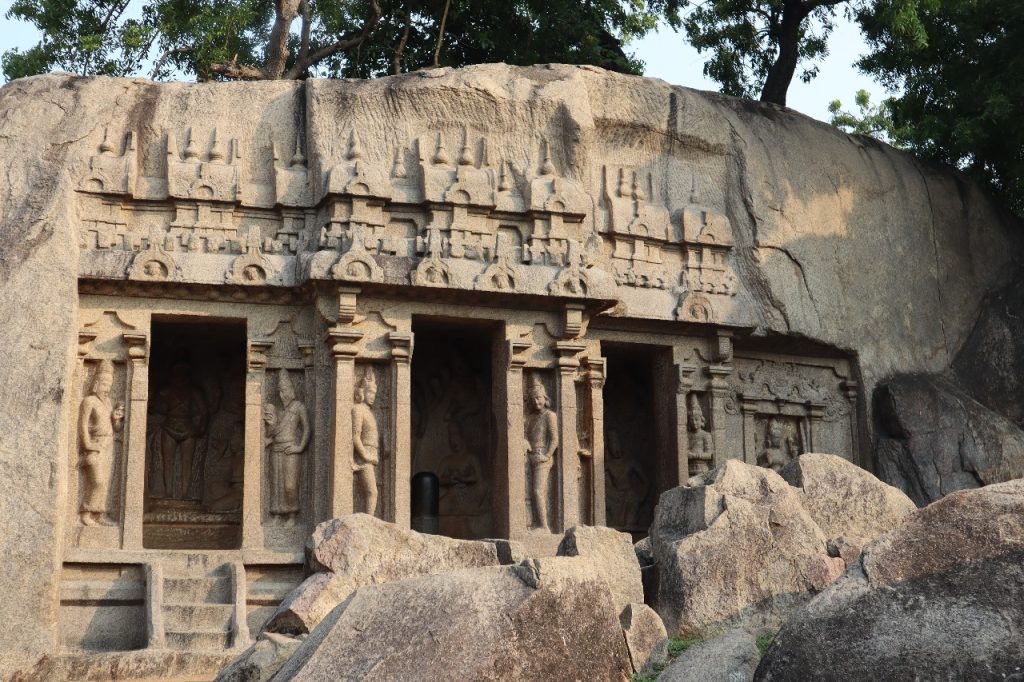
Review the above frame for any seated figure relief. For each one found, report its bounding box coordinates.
[78,360,124,526]
[757,417,801,471]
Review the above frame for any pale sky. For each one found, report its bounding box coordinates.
[0,4,884,123]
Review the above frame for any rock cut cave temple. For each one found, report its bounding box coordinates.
[63,77,862,657]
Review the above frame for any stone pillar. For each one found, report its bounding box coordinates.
[741,400,758,465]
[388,331,413,527]
[842,379,861,463]
[298,341,316,525]
[555,341,585,533]
[121,332,148,550]
[327,327,363,519]
[581,356,606,527]
[242,340,271,550]
[708,364,733,469]
[503,340,531,541]
[674,354,698,484]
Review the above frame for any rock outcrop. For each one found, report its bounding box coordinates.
[267,514,507,634]
[755,479,1024,679]
[619,603,668,675]
[267,565,633,681]
[649,460,843,637]
[556,525,644,612]
[875,375,1024,505]
[780,452,916,566]
[660,631,761,682]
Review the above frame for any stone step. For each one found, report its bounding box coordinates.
[163,575,232,605]
[162,558,232,579]
[165,629,231,652]
[163,603,235,631]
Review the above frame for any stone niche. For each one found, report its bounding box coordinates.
[144,317,247,550]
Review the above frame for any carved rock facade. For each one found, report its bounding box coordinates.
[0,64,1020,678]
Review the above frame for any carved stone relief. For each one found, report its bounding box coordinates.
[266,370,310,524]
[352,366,381,516]
[78,360,125,526]
[755,416,804,471]
[525,373,559,532]
[411,331,493,539]
[686,392,714,477]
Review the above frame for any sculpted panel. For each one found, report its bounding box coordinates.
[266,370,310,524]
[525,375,559,532]
[687,392,714,477]
[352,367,381,516]
[78,360,125,526]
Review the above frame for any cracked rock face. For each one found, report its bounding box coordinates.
[755,480,1024,680]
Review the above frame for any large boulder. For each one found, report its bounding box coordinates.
[649,460,843,637]
[619,603,668,675]
[875,375,1024,505]
[267,565,633,681]
[557,525,644,612]
[755,479,1024,680]
[215,633,304,682]
[660,630,761,682]
[266,514,506,634]
[780,452,916,565]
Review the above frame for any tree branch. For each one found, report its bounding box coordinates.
[208,57,266,80]
[298,0,311,66]
[284,0,382,78]
[431,0,452,68]
[392,6,411,75]
[264,0,302,79]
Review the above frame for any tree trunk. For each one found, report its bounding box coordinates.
[759,0,811,106]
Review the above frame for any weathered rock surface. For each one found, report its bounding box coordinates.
[660,630,761,682]
[755,479,1024,680]
[780,452,915,542]
[215,633,304,682]
[875,375,1024,505]
[268,565,633,681]
[557,525,644,612]
[649,460,843,637]
[267,514,505,634]
[619,603,668,674]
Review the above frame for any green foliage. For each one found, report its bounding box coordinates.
[828,88,905,142]
[667,636,703,657]
[3,0,661,82]
[629,637,703,682]
[3,0,155,80]
[857,0,1024,214]
[755,632,775,657]
[631,659,668,682]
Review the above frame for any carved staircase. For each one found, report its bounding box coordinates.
[157,556,249,655]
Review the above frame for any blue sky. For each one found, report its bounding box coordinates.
[0,3,885,123]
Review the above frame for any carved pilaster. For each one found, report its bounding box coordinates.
[327,327,364,518]
[555,340,586,532]
[121,331,148,549]
[242,340,271,549]
[707,364,733,469]
[503,339,531,540]
[580,356,606,526]
[388,331,414,527]
[674,356,698,485]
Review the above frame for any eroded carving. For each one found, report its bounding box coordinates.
[127,226,182,282]
[352,368,380,516]
[150,363,208,500]
[756,417,803,471]
[526,376,558,532]
[687,392,714,476]
[265,370,310,524]
[604,428,648,529]
[78,360,124,525]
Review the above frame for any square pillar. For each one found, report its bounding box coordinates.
[708,364,733,469]
[388,331,414,528]
[555,340,586,532]
[121,332,148,550]
[327,327,363,519]
[581,356,606,526]
[502,340,530,541]
[242,340,271,549]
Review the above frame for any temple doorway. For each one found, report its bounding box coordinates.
[410,319,496,540]
[143,318,246,549]
[602,343,674,538]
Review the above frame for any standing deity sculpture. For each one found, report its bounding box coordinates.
[352,369,380,516]
[265,370,310,524]
[78,360,124,526]
[525,377,558,532]
[687,393,715,477]
[757,418,797,471]
[154,363,207,500]
[604,428,649,529]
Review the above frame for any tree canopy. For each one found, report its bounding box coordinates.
[2,0,659,82]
